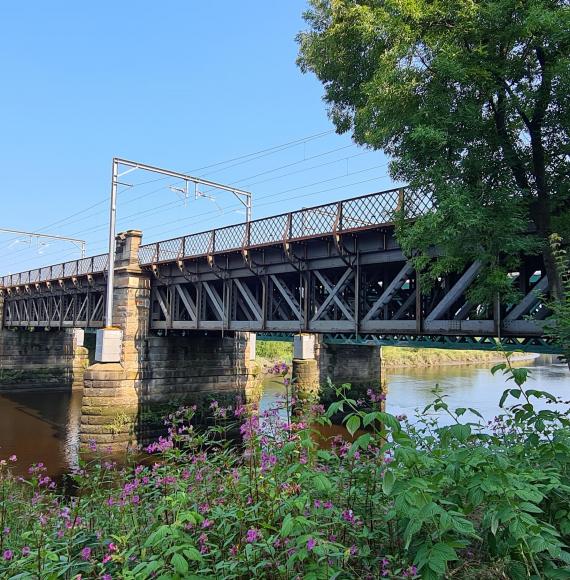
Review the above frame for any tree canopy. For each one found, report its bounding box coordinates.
[297,0,570,300]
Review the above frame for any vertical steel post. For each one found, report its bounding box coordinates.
[105,158,118,328]
[246,193,252,222]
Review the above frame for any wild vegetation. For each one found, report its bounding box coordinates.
[256,339,535,369]
[1,360,570,579]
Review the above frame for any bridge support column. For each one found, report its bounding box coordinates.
[70,329,89,391]
[80,230,150,452]
[318,343,385,408]
[292,334,320,403]
[0,298,89,390]
[137,331,258,440]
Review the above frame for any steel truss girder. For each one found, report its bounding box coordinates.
[149,252,549,340]
[2,287,105,328]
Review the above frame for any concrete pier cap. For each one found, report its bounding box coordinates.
[292,333,319,402]
[95,328,123,363]
[293,333,316,360]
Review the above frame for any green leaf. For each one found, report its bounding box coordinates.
[452,517,476,536]
[404,518,422,549]
[491,363,507,375]
[353,433,372,450]
[374,412,401,431]
[281,514,294,537]
[511,369,529,387]
[144,525,172,548]
[428,542,458,575]
[313,473,333,493]
[382,470,395,495]
[172,553,189,576]
[345,414,361,436]
[183,547,203,562]
[449,424,471,442]
[362,412,379,427]
[519,502,543,514]
[508,561,528,580]
[327,401,344,417]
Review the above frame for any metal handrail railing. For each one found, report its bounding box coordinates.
[1,187,433,288]
[0,254,109,289]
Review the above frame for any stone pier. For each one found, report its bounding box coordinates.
[79,230,257,451]
[0,299,89,391]
[292,333,385,406]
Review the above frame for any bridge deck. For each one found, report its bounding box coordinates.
[0,188,430,287]
[0,188,559,354]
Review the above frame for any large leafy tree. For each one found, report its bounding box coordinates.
[297,0,570,301]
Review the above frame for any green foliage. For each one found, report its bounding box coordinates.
[545,233,570,364]
[1,365,570,578]
[297,0,570,300]
[255,339,293,362]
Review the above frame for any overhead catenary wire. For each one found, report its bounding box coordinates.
[1,132,391,272]
[33,170,395,263]
[0,167,394,272]
[2,161,393,270]
[17,167,394,264]
[3,143,369,263]
[1,129,335,251]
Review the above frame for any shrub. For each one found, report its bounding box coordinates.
[0,359,569,578]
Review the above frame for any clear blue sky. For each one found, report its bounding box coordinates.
[0,1,396,275]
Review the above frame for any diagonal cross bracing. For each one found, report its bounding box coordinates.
[362,263,414,322]
[504,275,549,322]
[426,261,482,322]
[312,268,354,322]
[270,275,302,321]
[175,284,197,320]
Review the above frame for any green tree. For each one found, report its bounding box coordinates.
[546,234,570,363]
[297,0,570,301]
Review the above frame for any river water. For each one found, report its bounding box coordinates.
[1,355,568,476]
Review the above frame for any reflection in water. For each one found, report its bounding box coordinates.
[0,390,82,477]
[261,356,570,428]
[0,356,568,475]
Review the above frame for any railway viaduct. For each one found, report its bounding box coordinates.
[0,188,555,449]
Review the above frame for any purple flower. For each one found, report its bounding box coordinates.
[81,547,91,560]
[8,455,17,462]
[3,549,13,560]
[22,546,30,556]
[246,528,260,543]
[341,509,355,524]
[307,537,316,551]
